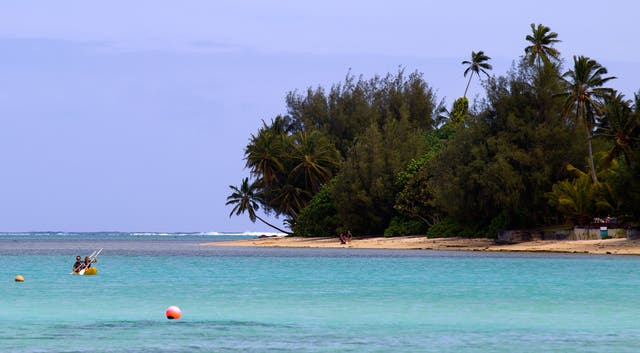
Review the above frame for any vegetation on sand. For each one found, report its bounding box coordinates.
[228,23,640,237]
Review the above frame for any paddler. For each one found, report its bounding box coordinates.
[81,255,98,271]
[72,255,83,274]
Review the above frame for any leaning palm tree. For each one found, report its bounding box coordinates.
[558,56,616,183]
[462,50,492,97]
[524,23,561,68]
[226,177,290,234]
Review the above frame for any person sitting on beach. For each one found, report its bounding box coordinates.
[339,232,347,244]
[72,255,83,273]
[346,231,352,243]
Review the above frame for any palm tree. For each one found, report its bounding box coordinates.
[226,177,290,234]
[244,129,287,188]
[546,165,612,225]
[462,50,492,98]
[596,91,639,167]
[289,130,341,193]
[262,131,341,220]
[524,23,560,68]
[269,183,309,219]
[558,55,616,183]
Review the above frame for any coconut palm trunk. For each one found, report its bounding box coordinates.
[254,214,290,234]
[586,130,598,184]
[463,74,474,98]
[578,102,599,184]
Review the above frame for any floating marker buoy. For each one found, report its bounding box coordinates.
[15,275,24,282]
[165,306,182,320]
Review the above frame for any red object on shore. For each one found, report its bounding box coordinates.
[165,306,182,320]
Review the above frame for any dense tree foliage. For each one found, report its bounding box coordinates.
[435,61,586,226]
[236,70,437,234]
[293,181,340,237]
[229,23,640,235]
[332,116,427,234]
[286,70,436,157]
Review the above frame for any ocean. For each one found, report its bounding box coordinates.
[1,232,639,352]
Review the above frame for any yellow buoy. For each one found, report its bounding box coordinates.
[15,275,24,282]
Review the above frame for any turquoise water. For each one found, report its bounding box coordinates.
[1,233,640,352]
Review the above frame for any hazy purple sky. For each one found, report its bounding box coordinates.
[0,1,637,232]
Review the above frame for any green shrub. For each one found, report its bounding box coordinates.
[425,218,481,238]
[426,218,462,238]
[293,182,340,237]
[383,217,427,237]
[480,212,508,239]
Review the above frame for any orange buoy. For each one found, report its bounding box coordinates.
[165,306,182,320]
[15,275,24,282]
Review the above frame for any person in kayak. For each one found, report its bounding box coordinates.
[81,255,98,271]
[72,255,83,274]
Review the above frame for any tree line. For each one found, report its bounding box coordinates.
[227,23,640,237]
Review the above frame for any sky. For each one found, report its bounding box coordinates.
[0,1,638,232]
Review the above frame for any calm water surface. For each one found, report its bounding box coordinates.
[1,233,639,352]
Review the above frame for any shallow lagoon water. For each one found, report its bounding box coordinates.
[1,233,639,352]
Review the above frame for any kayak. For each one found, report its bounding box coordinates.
[71,248,102,275]
[82,268,98,275]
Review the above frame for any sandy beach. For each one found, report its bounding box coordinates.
[202,236,640,255]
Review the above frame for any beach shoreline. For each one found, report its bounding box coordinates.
[201,236,640,255]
